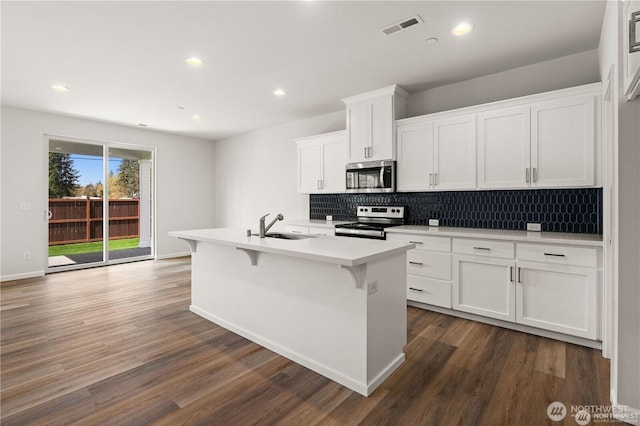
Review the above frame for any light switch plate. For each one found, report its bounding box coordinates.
[527,223,542,232]
[428,219,439,227]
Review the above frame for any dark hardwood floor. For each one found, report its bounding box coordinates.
[1,258,620,425]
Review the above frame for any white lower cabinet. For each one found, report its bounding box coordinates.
[451,238,600,340]
[387,233,452,308]
[452,255,516,322]
[516,261,597,339]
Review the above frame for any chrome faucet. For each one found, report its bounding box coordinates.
[259,213,284,238]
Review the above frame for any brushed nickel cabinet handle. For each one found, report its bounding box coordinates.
[473,247,491,251]
[544,253,565,257]
[510,266,514,282]
[409,241,423,244]
[409,261,424,266]
[532,167,538,182]
[525,168,530,183]
[517,267,522,283]
[409,287,424,292]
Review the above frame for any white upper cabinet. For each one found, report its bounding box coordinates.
[396,115,476,191]
[343,85,408,163]
[477,106,531,189]
[433,114,476,190]
[296,131,346,194]
[531,94,596,187]
[396,120,434,191]
[396,83,600,192]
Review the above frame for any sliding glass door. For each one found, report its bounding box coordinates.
[46,137,154,272]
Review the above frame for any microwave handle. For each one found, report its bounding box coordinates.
[380,166,384,188]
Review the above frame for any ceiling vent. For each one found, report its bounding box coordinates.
[381,15,423,36]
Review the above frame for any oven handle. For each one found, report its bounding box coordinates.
[380,166,384,188]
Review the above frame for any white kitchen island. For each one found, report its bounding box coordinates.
[169,228,413,396]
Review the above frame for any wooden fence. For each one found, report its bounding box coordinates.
[48,198,140,246]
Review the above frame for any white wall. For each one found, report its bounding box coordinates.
[213,110,344,230]
[598,0,640,416]
[407,49,601,116]
[0,106,216,281]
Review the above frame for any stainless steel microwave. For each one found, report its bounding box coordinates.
[345,160,395,193]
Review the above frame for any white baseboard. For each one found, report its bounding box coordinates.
[1,270,45,283]
[156,252,191,260]
[190,304,403,396]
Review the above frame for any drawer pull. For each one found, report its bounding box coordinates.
[517,267,522,283]
[544,253,565,257]
[409,241,423,245]
[409,287,424,292]
[510,266,514,282]
[473,247,491,251]
[409,261,424,266]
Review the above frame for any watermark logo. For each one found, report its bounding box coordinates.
[547,401,567,421]
[546,402,640,424]
[574,409,591,425]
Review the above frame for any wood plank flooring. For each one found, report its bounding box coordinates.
[1,258,621,425]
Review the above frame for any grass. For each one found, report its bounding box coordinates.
[49,238,140,257]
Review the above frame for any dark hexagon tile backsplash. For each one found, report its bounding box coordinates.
[310,188,602,234]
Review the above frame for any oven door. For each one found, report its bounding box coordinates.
[345,160,395,193]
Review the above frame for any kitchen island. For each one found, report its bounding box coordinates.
[169,228,414,396]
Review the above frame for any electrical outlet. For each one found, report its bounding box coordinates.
[428,219,439,227]
[23,251,31,261]
[326,215,333,222]
[368,280,379,295]
[527,223,542,232]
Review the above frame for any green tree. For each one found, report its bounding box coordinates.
[48,153,79,198]
[116,159,139,198]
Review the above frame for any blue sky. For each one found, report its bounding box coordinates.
[71,154,122,186]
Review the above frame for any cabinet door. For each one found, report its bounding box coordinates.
[452,255,515,321]
[434,115,476,189]
[346,101,370,162]
[396,120,434,191]
[531,94,596,187]
[516,261,597,339]
[298,143,322,193]
[321,135,346,193]
[369,95,394,160]
[477,106,531,189]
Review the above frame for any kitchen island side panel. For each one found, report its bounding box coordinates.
[189,241,407,396]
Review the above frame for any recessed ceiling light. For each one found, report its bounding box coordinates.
[185,57,203,67]
[192,114,202,121]
[51,84,70,92]
[273,88,286,97]
[426,37,438,45]
[451,22,473,36]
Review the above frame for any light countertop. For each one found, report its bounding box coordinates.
[286,219,350,228]
[386,226,603,247]
[169,228,414,267]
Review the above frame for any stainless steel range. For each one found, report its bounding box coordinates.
[334,206,405,239]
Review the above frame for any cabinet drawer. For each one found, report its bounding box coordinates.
[407,250,451,280]
[517,243,598,267]
[407,275,451,308]
[308,226,334,236]
[387,233,451,252]
[453,238,515,259]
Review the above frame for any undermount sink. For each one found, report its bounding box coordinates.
[253,232,317,240]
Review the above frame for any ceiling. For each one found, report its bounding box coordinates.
[1,1,606,141]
